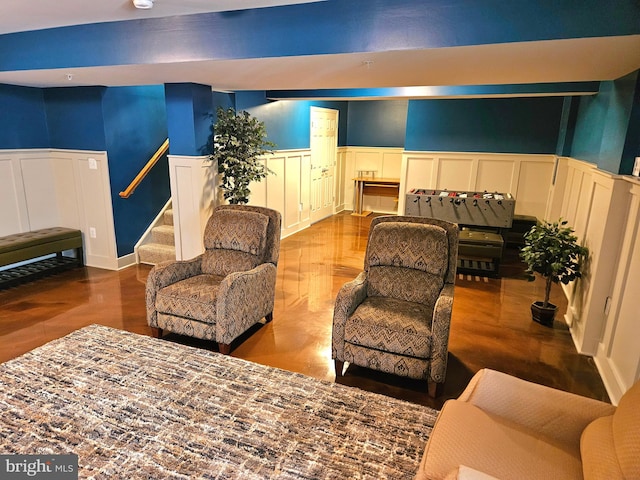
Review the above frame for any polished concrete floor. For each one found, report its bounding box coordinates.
[0,212,609,409]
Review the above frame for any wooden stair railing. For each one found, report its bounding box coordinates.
[119,138,169,198]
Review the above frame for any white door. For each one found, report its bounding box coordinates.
[310,107,338,223]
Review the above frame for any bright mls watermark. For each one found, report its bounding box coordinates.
[0,455,78,479]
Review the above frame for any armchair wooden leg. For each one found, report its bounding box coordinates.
[218,343,231,355]
[428,381,443,399]
[150,327,163,339]
[265,312,273,323]
[334,360,345,377]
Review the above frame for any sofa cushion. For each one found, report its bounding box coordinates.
[345,296,432,357]
[156,274,224,323]
[202,210,269,276]
[611,379,640,478]
[416,400,583,480]
[581,415,624,480]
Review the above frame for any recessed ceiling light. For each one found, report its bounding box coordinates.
[133,0,154,9]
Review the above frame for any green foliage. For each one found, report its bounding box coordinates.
[207,107,275,205]
[520,219,588,307]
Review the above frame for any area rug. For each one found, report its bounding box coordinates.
[0,325,438,479]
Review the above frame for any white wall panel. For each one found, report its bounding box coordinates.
[515,159,554,219]
[284,154,302,231]
[477,158,517,194]
[266,155,286,221]
[51,154,81,229]
[0,149,117,269]
[20,156,60,230]
[168,155,215,262]
[438,157,475,191]
[596,179,640,403]
[0,154,29,235]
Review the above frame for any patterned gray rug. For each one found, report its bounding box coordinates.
[0,325,438,479]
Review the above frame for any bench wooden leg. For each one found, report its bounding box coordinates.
[150,327,163,339]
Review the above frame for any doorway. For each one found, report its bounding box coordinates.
[310,107,338,224]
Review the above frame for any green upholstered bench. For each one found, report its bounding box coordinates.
[0,227,83,288]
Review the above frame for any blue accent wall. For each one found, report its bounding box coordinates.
[44,87,107,150]
[235,92,348,149]
[0,84,49,149]
[346,100,408,147]
[165,83,213,156]
[571,71,637,174]
[102,86,169,256]
[405,97,564,153]
[620,72,640,175]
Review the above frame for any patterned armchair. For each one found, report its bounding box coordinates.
[332,215,458,397]
[146,205,281,354]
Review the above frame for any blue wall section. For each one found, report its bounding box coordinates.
[44,87,107,150]
[234,92,348,149]
[406,97,564,153]
[165,83,213,156]
[0,84,49,149]
[571,72,636,173]
[346,100,408,147]
[620,73,640,175]
[102,86,169,257]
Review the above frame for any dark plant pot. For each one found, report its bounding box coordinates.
[531,301,557,327]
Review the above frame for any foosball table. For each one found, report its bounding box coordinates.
[405,189,516,277]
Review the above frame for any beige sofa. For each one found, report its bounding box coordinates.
[416,368,640,480]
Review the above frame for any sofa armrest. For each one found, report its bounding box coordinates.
[216,263,277,345]
[443,465,501,480]
[331,272,368,361]
[458,369,616,446]
[430,282,454,383]
[145,256,203,327]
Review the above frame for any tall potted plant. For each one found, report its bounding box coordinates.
[207,106,274,205]
[519,219,588,327]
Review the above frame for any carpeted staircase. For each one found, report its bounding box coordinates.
[138,208,176,265]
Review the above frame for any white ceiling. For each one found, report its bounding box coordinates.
[1,0,640,96]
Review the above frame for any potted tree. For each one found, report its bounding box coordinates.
[207,106,275,205]
[519,219,588,327]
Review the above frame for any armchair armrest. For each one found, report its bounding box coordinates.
[331,272,368,360]
[216,263,277,345]
[145,256,203,326]
[429,282,454,383]
[458,368,616,446]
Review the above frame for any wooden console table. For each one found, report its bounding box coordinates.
[352,177,400,216]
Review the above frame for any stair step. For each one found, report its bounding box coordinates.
[152,224,175,246]
[164,209,174,226]
[138,243,176,265]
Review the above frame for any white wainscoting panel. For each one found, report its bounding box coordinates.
[0,149,117,269]
[594,177,640,404]
[547,158,635,401]
[72,152,118,269]
[0,152,31,235]
[248,149,312,239]
[168,155,215,261]
[344,147,404,214]
[399,152,556,219]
